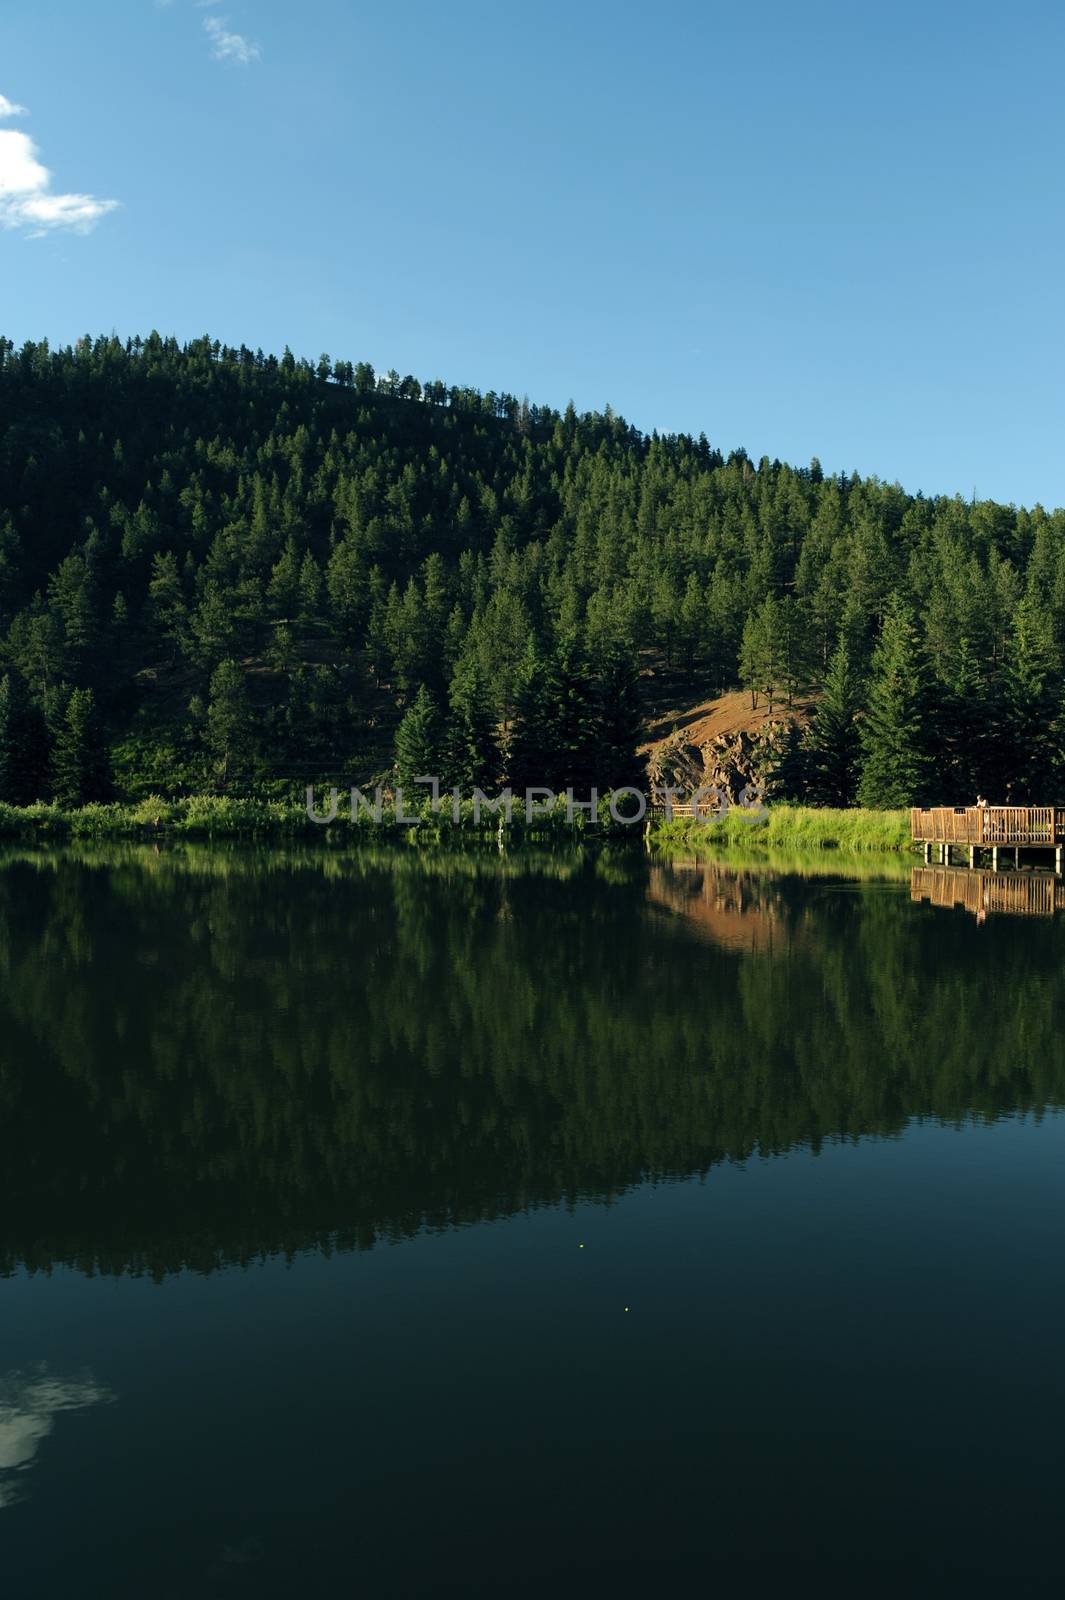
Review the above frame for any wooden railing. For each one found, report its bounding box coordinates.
[911,865,1065,918]
[911,807,982,843]
[910,806,1062,845]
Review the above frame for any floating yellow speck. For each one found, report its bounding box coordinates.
[624,1306,630,1312]
[578,1243,584,1249]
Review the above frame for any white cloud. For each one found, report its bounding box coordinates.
[0,101,119,237]
[204,15,261,63]
[0,95,28,120]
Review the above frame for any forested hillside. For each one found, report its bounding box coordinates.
[1,332,1064,807]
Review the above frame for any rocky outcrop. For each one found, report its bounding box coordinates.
[646,722,794,801]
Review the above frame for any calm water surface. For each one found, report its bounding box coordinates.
[2,846,1064,1596]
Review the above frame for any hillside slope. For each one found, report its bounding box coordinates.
[0,333,1063,806]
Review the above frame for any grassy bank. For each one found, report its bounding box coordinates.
[0,795,912,850]
[0,796,311,838]
[650,805,911,852]
[0,793,619,840]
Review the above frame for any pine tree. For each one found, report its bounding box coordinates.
[540,636,601,792]
[48,553,96,670]
[677,574,706,680]
[51,687,109,807]
[0,671,49,804]
[807,642,861,806]
[506,643,552,792]
[206,659,256,790]
[297,552,323,624]
[778,597,812,707]
[445,658,501,791]
[147,551,187,656]
[763,719,809,802]
[739,612,762,710]
[858,603,934,807]
[1051,679,1065,798]
[276,666,346,776]
[325,538,366,645]
[596,645,647,793]
[267,540,301,621]
[943,636,999,799]
[394,684,443,787]
[739,596,786,712]
[1001,596,1059,799]
[755,595,786,711]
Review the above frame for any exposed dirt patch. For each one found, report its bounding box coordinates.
[641,688,814,753]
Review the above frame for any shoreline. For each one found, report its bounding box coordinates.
[0,797,913,851]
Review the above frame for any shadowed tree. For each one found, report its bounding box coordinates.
[858,602,935,807]
[206,659,257,790]
[445,657,502,791]
[51,687,110,807]
[596,645,647,794]
[0,671,50,804]
[807,642,861,806]
[394,685,444,788]
[1000,596,1060,799]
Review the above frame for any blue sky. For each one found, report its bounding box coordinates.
[1,0,1062,507]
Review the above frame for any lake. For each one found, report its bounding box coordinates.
[2,845,1064,1597]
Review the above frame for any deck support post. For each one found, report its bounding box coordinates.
[923,841,931,864]
[992,846,999,872]
[969,845,976,868]
[1014,846,1020,869]
[1057,846,1063,876]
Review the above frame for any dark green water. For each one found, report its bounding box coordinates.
[2,846,1065,1597]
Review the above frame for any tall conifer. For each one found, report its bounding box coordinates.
[858,603,934,807]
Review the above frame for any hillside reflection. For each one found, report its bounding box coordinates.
[1,845,1063,1278]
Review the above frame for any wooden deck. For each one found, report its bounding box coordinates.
[911,806,1065,847]
[912,865,1065,920]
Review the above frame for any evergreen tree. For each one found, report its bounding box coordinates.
[739,596,786,711]
[275,666,346,777]
[206,659,256,790]
[677,573,706,680]
[48,553,97,671]
[596,645,647,793]
[806,642,861,806]
[0,671,49,804]
[1001,596,1059,799]
[325,538,367,645]
[763,719,810,802]
[506,643,552,793]
[778,597,812,707]
[539,636,601,793]
[445,658,501,791]
[739,611,763,710]
[1051,680,1065,798]
[394,685,443,787]
[858,603,934,807]
[51,687,109,807]
[943,636,999,799]
[147,551,187,656]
